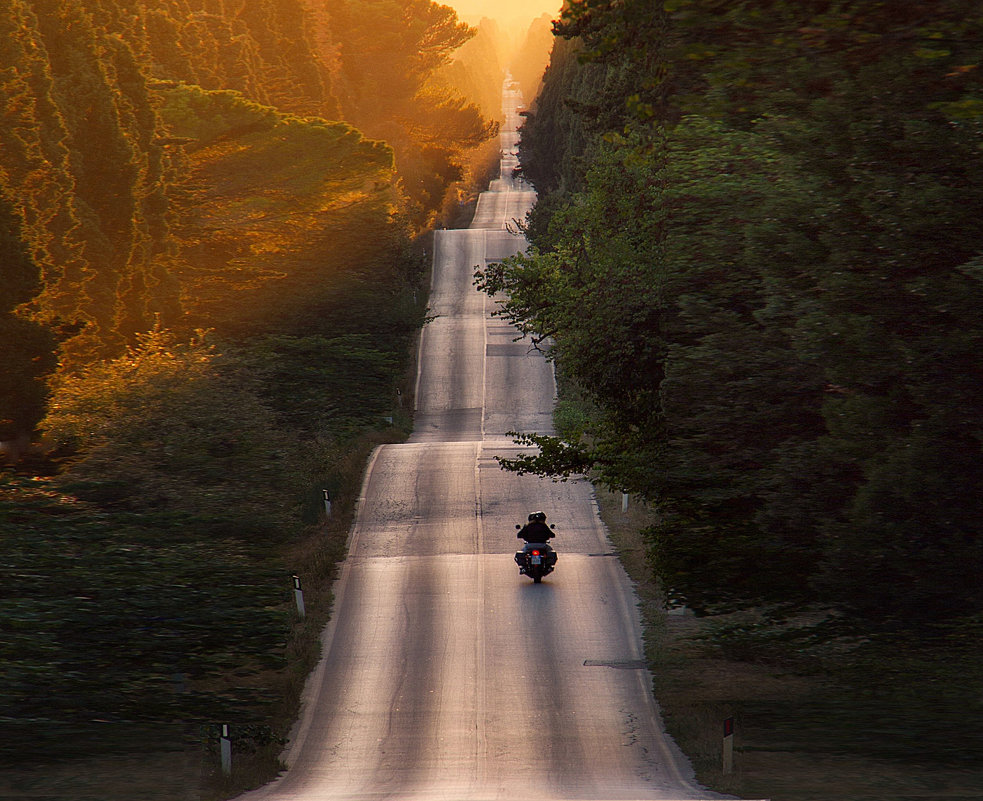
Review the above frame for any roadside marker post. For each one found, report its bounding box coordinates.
[220,725,232,776]
[622,492,629,513]
[723,717,734,774]
[292,574,306,619]
[322,489,331,518]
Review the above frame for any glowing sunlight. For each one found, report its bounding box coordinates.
[447,0,561,29]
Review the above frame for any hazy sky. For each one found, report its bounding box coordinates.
[446,0,561,31]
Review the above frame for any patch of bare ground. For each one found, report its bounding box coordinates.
[594,487,983,801]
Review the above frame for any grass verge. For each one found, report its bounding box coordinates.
[0,305,425,800]
[594,488,983,801]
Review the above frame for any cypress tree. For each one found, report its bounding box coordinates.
[0,185,57,441]
[29,0,139,359]
[0,0,89,339]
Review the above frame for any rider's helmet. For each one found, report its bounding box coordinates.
[528,511,547,523]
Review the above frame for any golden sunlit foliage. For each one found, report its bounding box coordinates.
[157,83,399,328]
[438,17,507,121]
[327,0,498,225]
[43,327,304,533]
[0,0,493,424]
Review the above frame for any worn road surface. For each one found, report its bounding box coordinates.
[238,78,722,801]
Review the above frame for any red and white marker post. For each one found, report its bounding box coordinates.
[722,717,734,774]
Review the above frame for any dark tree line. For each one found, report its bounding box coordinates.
[477,0,983,626]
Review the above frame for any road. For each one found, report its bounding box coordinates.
[239,79,720,801]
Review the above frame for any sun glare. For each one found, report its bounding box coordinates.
[446,0,561,30]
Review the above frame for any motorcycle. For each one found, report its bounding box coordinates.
[514,524,557,583]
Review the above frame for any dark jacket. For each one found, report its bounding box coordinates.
[517,521,553,543]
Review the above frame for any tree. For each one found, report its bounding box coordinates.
[42,328,301,533]
[480,120,829,611]
[324,0,497,226]
[0,188,57,441]
[487,0,983,623]
[438,16,505,122]
[509,12,554,103]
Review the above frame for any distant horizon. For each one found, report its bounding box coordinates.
[445,0,561,34]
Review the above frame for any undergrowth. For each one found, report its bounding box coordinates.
[595,488,983,800]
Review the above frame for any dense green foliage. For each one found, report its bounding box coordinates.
[477,0,983,625]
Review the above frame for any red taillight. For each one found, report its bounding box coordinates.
[532,550,540,556]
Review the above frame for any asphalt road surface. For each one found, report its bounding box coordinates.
[239,79,722,801]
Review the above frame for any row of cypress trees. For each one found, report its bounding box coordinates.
[0,0,500,442]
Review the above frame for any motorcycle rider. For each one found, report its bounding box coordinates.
[517,511,553,543]
[515,511,556,579]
